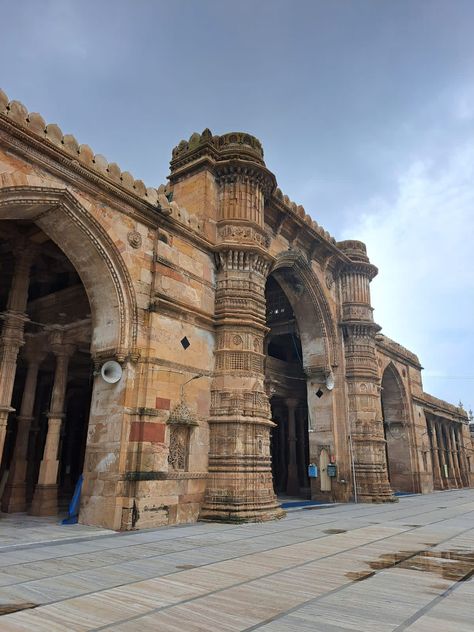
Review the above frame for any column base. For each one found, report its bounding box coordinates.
[357,492,398,503]
[1,482,28,513]
[29,484,58,516]
[286,463,300,497]
[200,500,285,523]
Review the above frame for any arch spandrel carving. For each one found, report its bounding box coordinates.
[0,186,138,358]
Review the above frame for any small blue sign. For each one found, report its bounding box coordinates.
[308,464,318,478]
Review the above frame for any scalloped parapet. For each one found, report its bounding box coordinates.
[375,333,421,367]
[171,129,265,171]
[0,88,169,215]
[419,391,469,422]
[272,186,337,246]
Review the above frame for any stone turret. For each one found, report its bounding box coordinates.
[338,240,394,502]
[170,131,282,521]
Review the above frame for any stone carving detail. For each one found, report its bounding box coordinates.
[218,224,270,248]
[127,230,142,249]
[325,271,334,289]
[171,129,265,164]
[168,425,190,471]
[340,247,393,502]
[342,304,372,321]
[215,250,271,275]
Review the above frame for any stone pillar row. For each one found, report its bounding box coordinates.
[2,341,46,512]
[0,246,34,464]
[428,418,467,490]
[0,326,76,515]
[30,334,75,516]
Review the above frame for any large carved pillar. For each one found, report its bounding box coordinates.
[30,334,75,516]
[338,241,393,502]
[0,247,34,465]
[201,149,283,522]
[2,339,46,512]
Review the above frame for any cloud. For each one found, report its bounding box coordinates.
[342,142,474,410]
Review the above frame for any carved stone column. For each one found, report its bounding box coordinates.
[0,247,34,465]
[455,426,469,487]
[201,149,283,522]
[428,418,442,489]
[435,421,448,486]
[30,335,75,516]
[448,425,462,488]
[2,340,46,512]
[338,240,393,502]
[286,398,299,496]
[296,407,307,489]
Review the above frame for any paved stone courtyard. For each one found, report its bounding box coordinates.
[0,490,473,631]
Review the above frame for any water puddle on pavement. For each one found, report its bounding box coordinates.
[176,564,198,570]
[345,570,375,582]
[0,603,37,616]
[399,550,474,582]
[345,548,474,584]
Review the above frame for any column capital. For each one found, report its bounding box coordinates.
[285,398,299,411]
[52,343,76,359]
[23,340,47,366]
[48,329,75,358]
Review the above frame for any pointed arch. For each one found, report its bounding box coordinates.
[0,186,137,357]
[381,362,415,491]
[270,249,337,371]
[381,362,409,426]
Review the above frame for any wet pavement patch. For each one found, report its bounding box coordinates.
[346,548,474,586]
[345,570,375,582]
[399,550,474,582]
[0,603,37,616]
[176,564,198,570]
[368,550,422,570]
[360,548,474,582]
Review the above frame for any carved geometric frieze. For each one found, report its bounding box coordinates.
[218,223,271,249]
[342,304,373,322]
[214,249,272,276]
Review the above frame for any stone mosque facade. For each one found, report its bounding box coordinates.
[0,89,472,530]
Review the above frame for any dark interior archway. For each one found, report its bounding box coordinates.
[265,275,309,498]
[0,220,93,515]
[381,364,414,492]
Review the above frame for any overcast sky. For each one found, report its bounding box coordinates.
[1,0,473,411]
